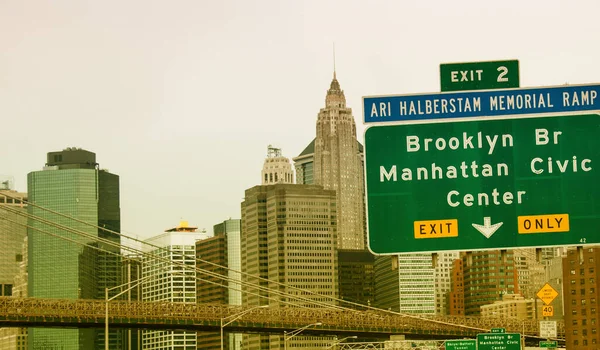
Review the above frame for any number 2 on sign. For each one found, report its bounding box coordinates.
[581,238,587,243]
[497,66,508,82]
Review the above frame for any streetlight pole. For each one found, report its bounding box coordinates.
[220,305,268,350]
[284,322,322,350]
[324,335,357,349]
[105,274,153,350]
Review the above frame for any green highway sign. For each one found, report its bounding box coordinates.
[365,114,600,254]
[491,328,506,333]
[444,339,476,350]
[440,60,519,91]
[540,340,558,348]
[476,333,521,350]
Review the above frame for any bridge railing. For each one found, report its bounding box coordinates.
[0,297,564,339]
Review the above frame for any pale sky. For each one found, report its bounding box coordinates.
[2,0,600,240]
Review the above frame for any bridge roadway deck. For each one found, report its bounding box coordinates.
[0,297,564,340]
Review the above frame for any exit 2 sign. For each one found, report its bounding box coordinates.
[440,60,519,91]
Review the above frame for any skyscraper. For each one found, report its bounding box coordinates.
[241,184,338,350]
[241,149,338,349]
[141,221,209,350]
[27,148,121,349]
[312,73,365,250]
[196,219,242,350]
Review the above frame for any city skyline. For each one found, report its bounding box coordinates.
[2,0,600,239]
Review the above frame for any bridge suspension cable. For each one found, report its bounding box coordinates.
[0,192,530,334]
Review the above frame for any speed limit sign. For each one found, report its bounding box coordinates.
[542,305,554,317]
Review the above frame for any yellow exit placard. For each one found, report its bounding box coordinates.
[414,219,458,239]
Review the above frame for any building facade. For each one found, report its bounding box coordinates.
[141,222,208,350]
[514,248,546,299]
[480,293,543,319]
[562,247,600,349]
[338,249,374,307]
[398,254,435,314]
[461,250,519,316]
[0,188,28,349]
[27,148,121,349]
[241,184,338,349]
[434,252,460,315]
[372,254,435,315]
[447,259,465,316]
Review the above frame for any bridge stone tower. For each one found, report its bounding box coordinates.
[313,72,365,250]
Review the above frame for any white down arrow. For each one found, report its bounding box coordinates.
[472,217,503,239]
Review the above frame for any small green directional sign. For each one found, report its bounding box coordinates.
[540,340,558,348]
[477,333,521,350]
[491,328,506,333]
[440,60,519,91]
[444,339,476,350]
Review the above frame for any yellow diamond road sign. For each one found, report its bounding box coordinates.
[537,283,559,305]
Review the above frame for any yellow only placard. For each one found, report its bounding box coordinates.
[518,214,569,234]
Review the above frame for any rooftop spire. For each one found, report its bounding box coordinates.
[333,43,336,80]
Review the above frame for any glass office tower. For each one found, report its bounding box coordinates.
[27,148,121,349]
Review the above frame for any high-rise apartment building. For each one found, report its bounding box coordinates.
[0,188,28,349]
[241,183,338,350]
[196,219,242,350]
[142,222,208,350]
[434,252,460,315]
[562,247,600,349]
[461,251,519,315]
[27,148,121,349]
[311,73,365,250]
